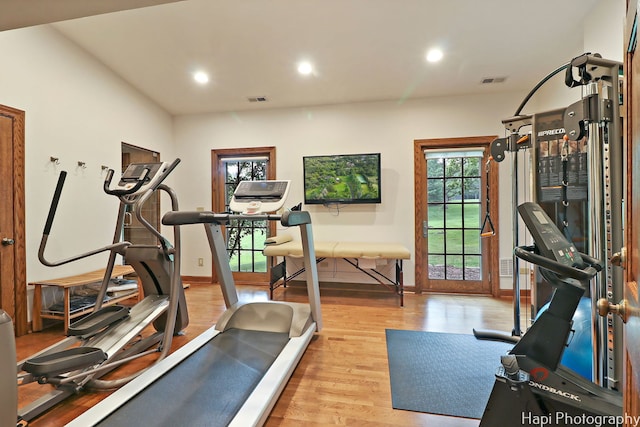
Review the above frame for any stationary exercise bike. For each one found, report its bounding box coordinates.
[15,159,189,425]
[480,202,622,426]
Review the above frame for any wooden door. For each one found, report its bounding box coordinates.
[0,104,27,336]
[121,143,160,246]
[624,1,640,418]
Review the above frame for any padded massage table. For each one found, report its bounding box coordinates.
[264,237,410,306]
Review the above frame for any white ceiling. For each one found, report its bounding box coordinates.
[0,0,185,31]
[4,0,601,116]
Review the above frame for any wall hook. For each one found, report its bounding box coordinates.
[50,156,60,165]
[77,161,86,169]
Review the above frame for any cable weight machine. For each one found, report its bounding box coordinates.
[475,53,624,390]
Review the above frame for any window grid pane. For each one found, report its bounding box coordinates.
[223,159,268,273]
[426,153,483,281]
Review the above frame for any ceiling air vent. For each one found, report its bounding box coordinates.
[247,96,268,103]
[481,76,507,84]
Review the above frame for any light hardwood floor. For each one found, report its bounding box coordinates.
[16,283,526,426]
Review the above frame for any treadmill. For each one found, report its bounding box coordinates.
[66,180,322,427]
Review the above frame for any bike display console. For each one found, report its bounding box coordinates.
[517,202,582,270]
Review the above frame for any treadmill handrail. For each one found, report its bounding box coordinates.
[514,245,601,282]
[162,210,312,227]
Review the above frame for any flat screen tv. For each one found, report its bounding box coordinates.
[303,153,381,205]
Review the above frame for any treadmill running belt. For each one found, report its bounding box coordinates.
[96,328,290,427]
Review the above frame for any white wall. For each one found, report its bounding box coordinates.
[531,0,624,114]
[0,26,173,301]
[173,92,527,286]
[584,0,624,62]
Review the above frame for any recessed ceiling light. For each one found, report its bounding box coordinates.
[426,48,444,63]
[193,71,209,84]
[297,61,313,75]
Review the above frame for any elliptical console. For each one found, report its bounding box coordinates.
[104,161,178,198]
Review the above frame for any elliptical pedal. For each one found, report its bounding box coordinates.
[22,347,107,379]
[67,305,130,337]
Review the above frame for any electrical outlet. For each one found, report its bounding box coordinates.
[198,258,204,267]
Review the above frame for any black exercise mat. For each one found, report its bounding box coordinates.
[385,329,513,419]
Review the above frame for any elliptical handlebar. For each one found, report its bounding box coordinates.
[514,244,601,282]
[103,167,150,196]
[39,170,131,267]
[43,170,67,236]
[148,158,180,192]
[103,158,181,198]
[37,158,181,268]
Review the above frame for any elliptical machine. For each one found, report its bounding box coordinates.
[480,202,621,426]
[16,159,189,424]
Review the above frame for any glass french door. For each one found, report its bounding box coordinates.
[414,137,498,294]
[425,151,483,282]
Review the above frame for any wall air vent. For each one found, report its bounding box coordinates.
[248,96,268,102]
[481,76,507,84]
[500,258,513,277]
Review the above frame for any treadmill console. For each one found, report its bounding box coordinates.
[229,180,291,214]
[517,202,583,269]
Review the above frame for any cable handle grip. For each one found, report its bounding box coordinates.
[43,171,67,236]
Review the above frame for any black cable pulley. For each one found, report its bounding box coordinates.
[480,157,496,238]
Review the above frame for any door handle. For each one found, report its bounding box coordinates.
[597,298,637,323]
[1,238,14,246]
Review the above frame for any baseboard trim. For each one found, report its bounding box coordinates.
[181,275,212,284]
[180,276,269,287]
[499,288,531,299]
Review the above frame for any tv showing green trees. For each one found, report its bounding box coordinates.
[303,153,381,204]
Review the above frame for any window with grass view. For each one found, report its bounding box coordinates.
[223,158,268,273]
[426,150,483,281]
